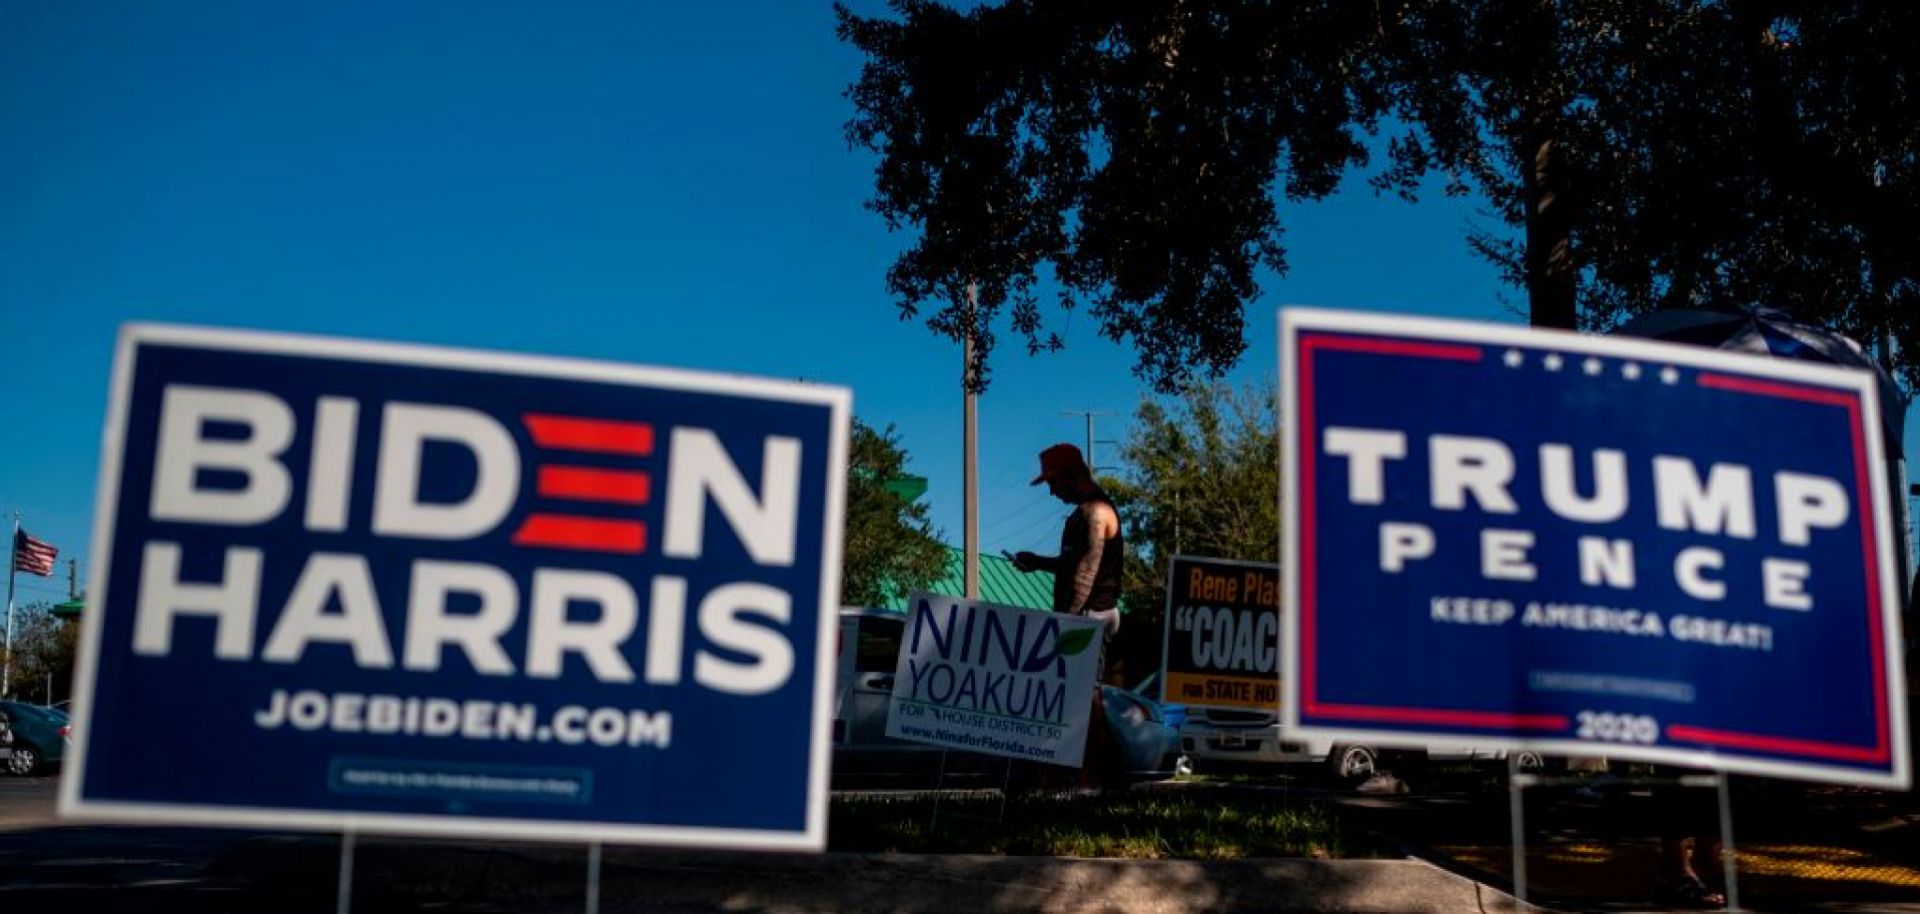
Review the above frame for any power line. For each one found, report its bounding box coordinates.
[1060,409,1114,471]
[986,489,1053,525]
[996,506,1065,551]
[981,493,1056,539]
[11,582,72,597]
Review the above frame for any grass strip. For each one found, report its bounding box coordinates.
[828,789,1340,859]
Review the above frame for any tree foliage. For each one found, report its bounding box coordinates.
[1374,1,1920,366]
[838,1,1389,392]
[5,603,76,705]
[840,1,1920,387]
[1104,382,1280,681]
[841,420,950,607]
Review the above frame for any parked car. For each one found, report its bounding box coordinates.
[1129,671,1188,731]
[0,701,70,776]
[1178,707,1547,780]
[833,608,1183,785]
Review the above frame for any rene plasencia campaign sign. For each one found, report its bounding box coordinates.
[1280,308,1909,788]
[1161,556,1281,712]
[63,324,850,848]
[885,594,1102,768]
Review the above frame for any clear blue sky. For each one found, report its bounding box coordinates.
[0,1,1677,603]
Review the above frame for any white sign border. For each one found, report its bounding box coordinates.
[60,322,852,849]
[1277,306,1911,789]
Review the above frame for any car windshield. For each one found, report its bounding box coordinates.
[854,616,906,673]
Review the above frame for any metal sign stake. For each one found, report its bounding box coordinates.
[336,828,356,914]
[1507,755,1529,913]
[930,748,951,832]
[1716,774,1742,912]
[586,840,603,914]
[996,757,1014,823]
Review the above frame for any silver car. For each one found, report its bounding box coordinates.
[833,607,1182,784]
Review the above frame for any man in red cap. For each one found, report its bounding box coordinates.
[1013,443,1125,645]
[1013,443,1127,789]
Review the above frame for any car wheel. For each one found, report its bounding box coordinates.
[1327,744,1378,781]
[6,743,39,777]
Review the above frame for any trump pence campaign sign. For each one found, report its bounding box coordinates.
[1281,309,1909,787]
[63,325,850,847]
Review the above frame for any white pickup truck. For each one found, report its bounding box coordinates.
[1178,706,1547,779]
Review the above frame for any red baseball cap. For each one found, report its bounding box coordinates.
[1030,443,1088,485]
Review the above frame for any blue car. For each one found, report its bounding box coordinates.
[0,701,70,776]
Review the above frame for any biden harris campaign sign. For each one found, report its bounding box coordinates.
[1280,309,1909,788]
[62,325,850,847]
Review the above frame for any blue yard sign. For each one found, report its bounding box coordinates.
[62,325,850,847]
[1280,309,1909,788]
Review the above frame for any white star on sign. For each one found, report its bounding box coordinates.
[1622,362,1642,380]
[1660,366,1681,385]
[1583,357,1604,376]
[1503,349,1524,368]
[1543,353,1564,372]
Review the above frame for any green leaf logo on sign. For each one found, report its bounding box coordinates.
[1056,627,1096,657]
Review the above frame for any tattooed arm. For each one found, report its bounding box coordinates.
[1063,500,1118,614]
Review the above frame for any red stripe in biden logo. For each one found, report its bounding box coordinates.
[513,413,655,554]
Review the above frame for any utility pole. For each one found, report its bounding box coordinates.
[1060,410,1114,473]
[3,511,17,699]
[1880,330,1913,603]
[68,557,77,599]
[963,283,981,600]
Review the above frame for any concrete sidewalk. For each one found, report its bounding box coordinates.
[1,823,1537,913]
[1322,775,1920,914]
[10,824,1918,912]
[7,774,1915,913]
[356,844,1534,914]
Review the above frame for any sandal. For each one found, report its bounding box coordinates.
[1655,873,1727,909]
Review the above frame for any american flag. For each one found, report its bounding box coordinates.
[12,529,57,577]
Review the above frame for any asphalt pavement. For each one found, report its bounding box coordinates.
[0,774,56,828]
[0,774,1528,913]
[4,772,1917,913]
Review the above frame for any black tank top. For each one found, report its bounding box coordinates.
[1053,493,1124,614]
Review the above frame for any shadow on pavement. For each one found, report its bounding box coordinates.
[0,826,1501,914]
[1331,770,1920,914]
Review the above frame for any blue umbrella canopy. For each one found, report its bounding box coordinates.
[1613,306,1908,457]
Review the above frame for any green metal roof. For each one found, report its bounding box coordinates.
[878,546,1055,612]
[883,474,928,503]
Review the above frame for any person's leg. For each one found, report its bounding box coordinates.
[1692,834,1725,890]
[1659,837,1726,908]
[1653,782,1726,908]
[1077,689,1117,790]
